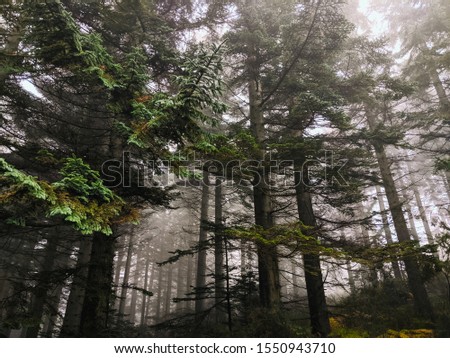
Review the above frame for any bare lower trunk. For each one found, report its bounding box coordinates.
[195,173,210,320]
[176,257,185,312]
[140,257,150,328]
[79,232,116,337]
[118,235,133,321]
[407,162,434,245]
[185,253,193,311]
[129,248,142,323]
[25,233,59,338]
[214,178,225,323]
[375,186,403,279]
[164,264,173,318]
[295,171,330,337]
[249,72,280,309]
[346,261,356,294]
[60,238,92,337]
[155,265,164,323]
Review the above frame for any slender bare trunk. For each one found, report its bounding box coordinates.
[118,235,133,321]
[164,264,173,318]
[214,178,225,323]
[129,248,142,323]
[155,265,164,323]
[195,173,210,320]
[140,257,150,328]
[375,186,403,279]
[185,253,194,311]
[406,162,434,244]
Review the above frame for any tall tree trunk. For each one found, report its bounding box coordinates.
[79,231,116,337]
[346,261,356,294]
[214,178,225,323]
[140,260,153,328]
[375,186,403,280]
[366,107,434,322]
[155,265,164,323]
[60,238,92,337]
[248,58,280,309]
[195,173,210,320]
[25,233,59,338]
[185,252,194,311]
[291,261,300,298]
[164,264,173,318]
[357,204,379,286]
[43,249,71,337]
[113,242,125,311]
[406,203,420,241]
[43,282,64,337]
[294,170,330,337]
[118,235,133,321]
[176,257,185,312]
[407,162,435,245]
[129,247,142,324]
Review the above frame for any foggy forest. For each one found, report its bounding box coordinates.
[0,0,449,338]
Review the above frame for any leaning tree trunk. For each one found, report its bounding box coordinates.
[366,107,434,322]
[79,231,116,337]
